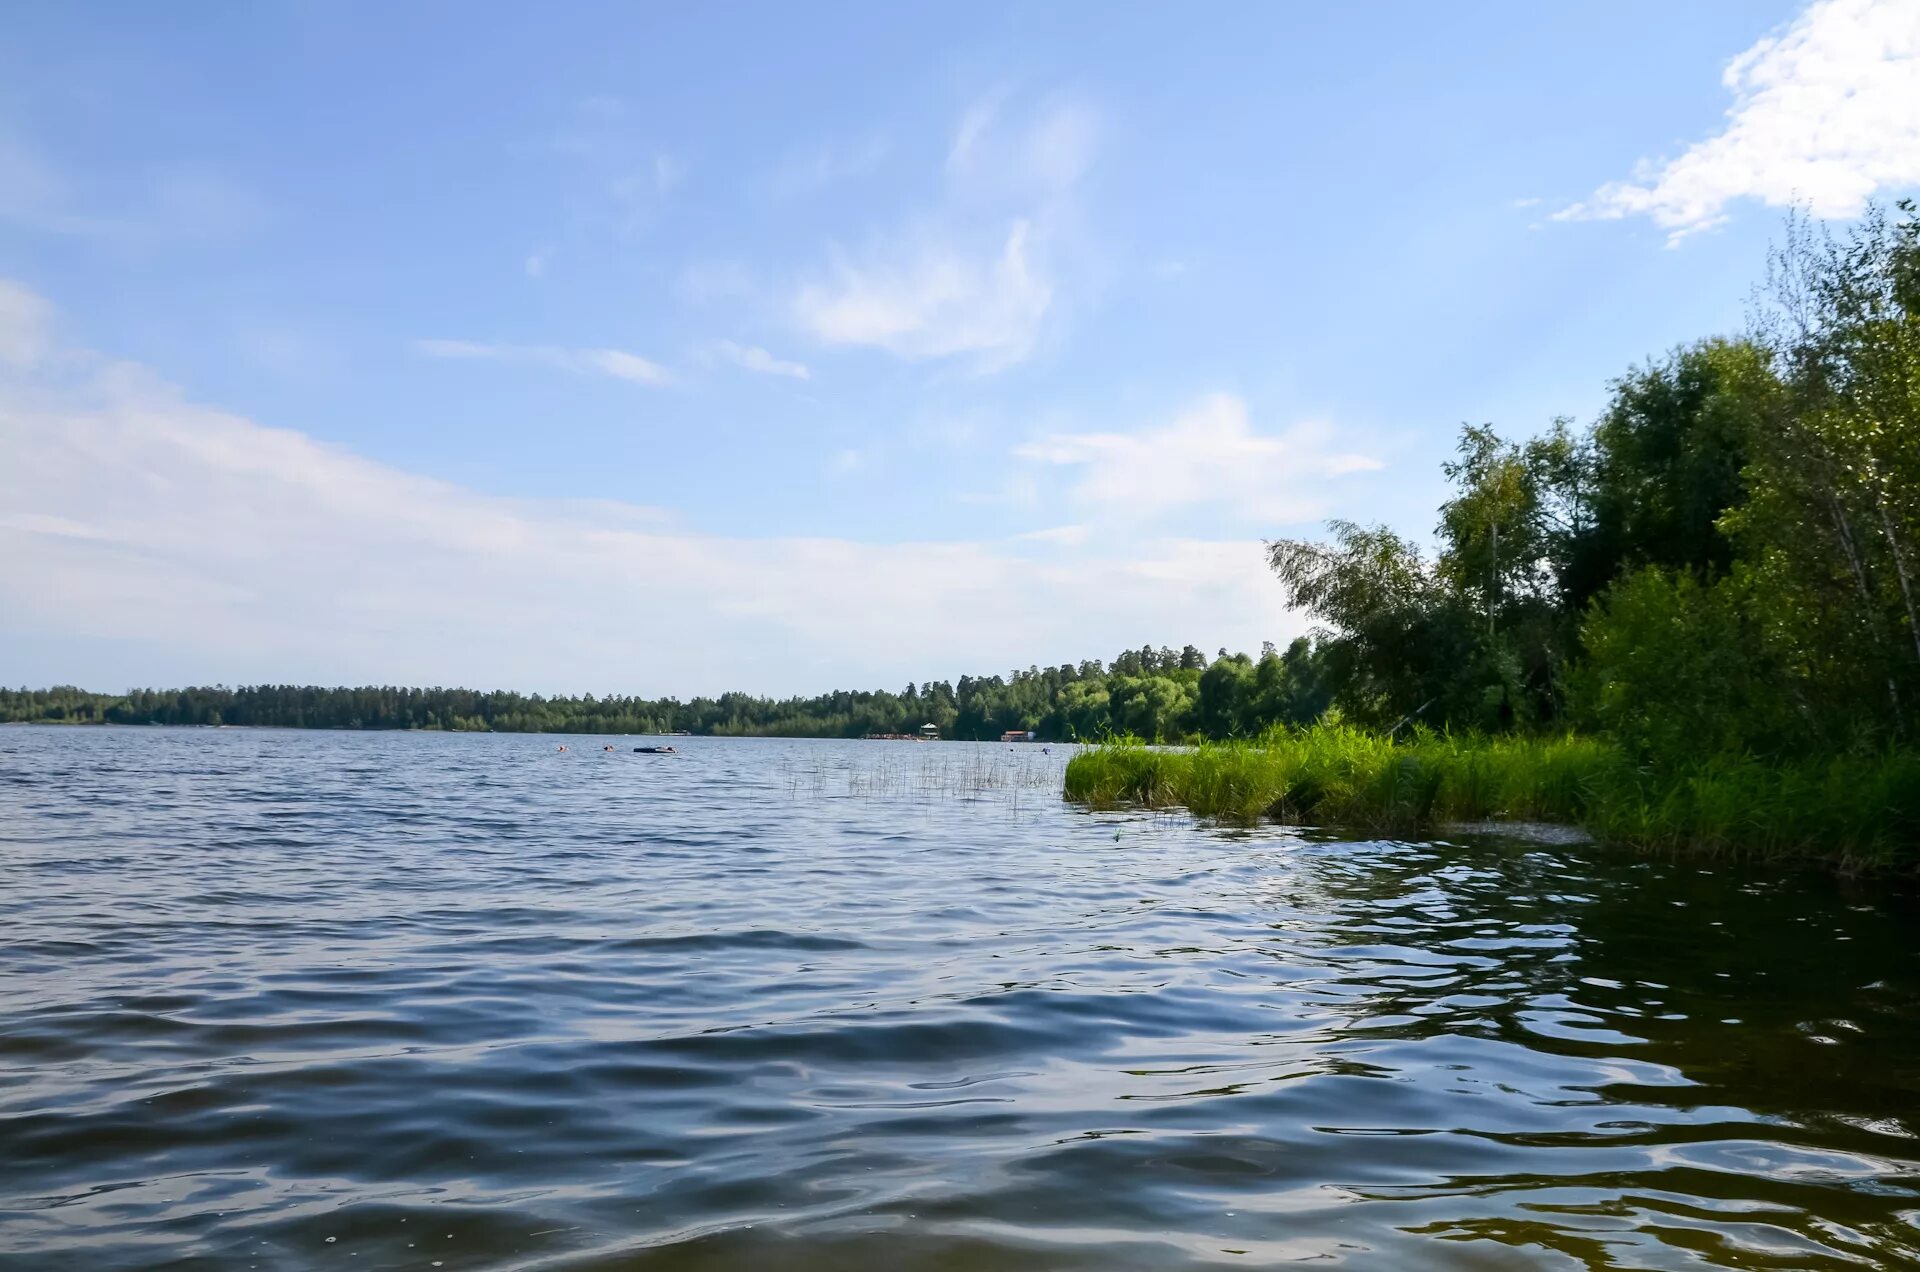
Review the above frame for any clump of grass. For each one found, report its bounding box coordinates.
[1063,725,1920,871]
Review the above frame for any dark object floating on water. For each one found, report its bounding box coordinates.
[634,746,677,754]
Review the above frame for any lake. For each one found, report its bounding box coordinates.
[2,726,1917,1269]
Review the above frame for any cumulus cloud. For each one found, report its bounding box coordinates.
[1017,393,1382,525]
[0,282,1305,694]
[414,339,670,386]
[714,340,810,380]
[1561,0,1920,242]
[791,93,1095,371]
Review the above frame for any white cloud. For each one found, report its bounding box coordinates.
[0,130,71,229]
[946,89,1010,175]
[769,135,890,199]
[678,259,755,305]
[793,220,1050,367]
[1015,524,1090,547]
[1010,98,1099,194]
[0,280,53,366]
[0,127,263,241]
[549,99,682,238]
[1560,0,1920,242]
[415,339,670,386]
[524,249,551,279]
[791,94,1096,371]
[1017,392,1382,524]
[714,340,810,380]
[146,165,268,238]
[607,160,681,237]
[0,282,1307,694]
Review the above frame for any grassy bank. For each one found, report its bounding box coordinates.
[1063,726,1920,872]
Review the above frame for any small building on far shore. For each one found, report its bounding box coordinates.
[864,723,943,741]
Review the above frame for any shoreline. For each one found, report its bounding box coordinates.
[1064,727,1920,875]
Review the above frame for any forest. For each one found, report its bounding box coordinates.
[1264,203,1920,769]
[0,639,1330,743]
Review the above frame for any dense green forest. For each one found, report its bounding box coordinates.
[1268,202,1920,768]
[0,639,1332,742]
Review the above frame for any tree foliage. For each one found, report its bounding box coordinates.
[0,641,1332,744]
[1269,201,1920,762]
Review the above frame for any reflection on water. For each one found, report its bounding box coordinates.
[0,727,1916,1269]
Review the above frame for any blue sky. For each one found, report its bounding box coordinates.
[3,0,1917,695]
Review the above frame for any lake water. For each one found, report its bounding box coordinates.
[2,727,1918,1269]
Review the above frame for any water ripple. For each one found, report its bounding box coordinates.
[1,727,1917,1269]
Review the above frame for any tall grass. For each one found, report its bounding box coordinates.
[1063,725,1920,871]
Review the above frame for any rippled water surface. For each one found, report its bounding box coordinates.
[3,727,1920,1269]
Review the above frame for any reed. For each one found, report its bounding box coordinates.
[1063,725,1920,871]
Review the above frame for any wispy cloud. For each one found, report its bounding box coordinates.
[1015,523,1090,547]
[1017,392,1382,525]
[549,97,682,239]
[791,92,1097,372]
[1560,0,1920,243]
[793,220,1050,367]
[415,339,670,386]
[678,259,755,306]
[606,154,684,237]
[946,89,1011,176]
[768,135,890,199]
[714,340,810,380]
[1,281,1307,694]
[0,127,264,242]
[0,280,52,366]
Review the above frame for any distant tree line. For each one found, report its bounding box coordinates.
[1269,201,1920,765]
[0,640,1333,743]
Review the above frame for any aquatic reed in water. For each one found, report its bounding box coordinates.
[1064,726,1920,871]
[780,744,1070,816]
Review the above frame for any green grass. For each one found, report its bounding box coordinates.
[1063,725,1920,872]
